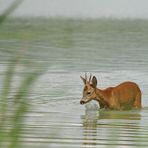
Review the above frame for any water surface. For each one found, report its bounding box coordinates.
[0,18,148,147]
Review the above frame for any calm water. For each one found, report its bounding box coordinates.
[0,18,148,147]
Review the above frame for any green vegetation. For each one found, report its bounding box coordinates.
[0,0,23,25]
[0,1,43,147]
[0,57,41,148]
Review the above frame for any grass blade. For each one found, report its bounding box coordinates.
[0,0,23,25]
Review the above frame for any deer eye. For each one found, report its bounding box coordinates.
[87,92,91,95]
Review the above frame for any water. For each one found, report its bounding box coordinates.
[0,18,148,147]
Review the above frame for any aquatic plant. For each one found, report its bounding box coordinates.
[0,1,43,148]
[0,0,23,25]
[0,56,42,148]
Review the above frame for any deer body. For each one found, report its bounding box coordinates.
[95,81,141,110]
[80,75,142,110]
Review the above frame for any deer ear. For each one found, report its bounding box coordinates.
[80,76,86,84]
[92,76,97,88]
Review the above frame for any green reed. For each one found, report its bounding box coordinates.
[0,57,42,148]
[0,1,43,147]
[0,0,23,25]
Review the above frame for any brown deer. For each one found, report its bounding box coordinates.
[80,74,142,110]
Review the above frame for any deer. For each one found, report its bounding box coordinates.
[80,74,142,110]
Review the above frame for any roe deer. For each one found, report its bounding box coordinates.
[80,74,142,110]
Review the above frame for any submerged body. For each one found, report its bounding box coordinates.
[80,74,142,110]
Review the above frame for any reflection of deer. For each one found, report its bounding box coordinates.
[81,107,98,147]
[81,106,141,147]
[80,74,142,110]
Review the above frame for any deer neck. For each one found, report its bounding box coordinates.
[95,88,109,108]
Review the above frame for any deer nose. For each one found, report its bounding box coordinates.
[80,100,85,105]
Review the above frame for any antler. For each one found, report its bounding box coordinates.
[89,73,92,83]
[85,72,87,81]
[81,73,92,84]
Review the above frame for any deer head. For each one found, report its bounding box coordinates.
[80,73,97,105]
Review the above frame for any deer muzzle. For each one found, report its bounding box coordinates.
[80,100,85,105]
[80,97,90,105]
